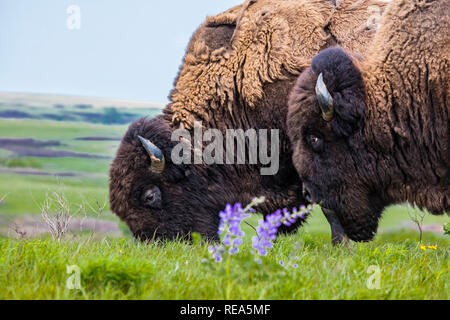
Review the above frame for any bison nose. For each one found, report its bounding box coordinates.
[302,185,312,203]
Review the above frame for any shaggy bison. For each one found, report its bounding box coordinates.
[110,0,386,242]
[287,0,449,242]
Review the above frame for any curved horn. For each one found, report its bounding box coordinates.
[138,136,165,174]
[315,73,334,122]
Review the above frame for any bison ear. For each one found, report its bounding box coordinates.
[202,24,236,52]
[328,0,337,6]
[311,47,366,137]
[202,6,241,51]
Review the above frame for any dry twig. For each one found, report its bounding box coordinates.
[41,191,72,242]
[407,204,426,244]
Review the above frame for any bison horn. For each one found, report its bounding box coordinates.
[315,73,334,122]
[138,136,165,174]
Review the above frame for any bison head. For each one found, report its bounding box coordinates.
[109,116,226,241]
[110,116,289,241]
[287,47,387,241]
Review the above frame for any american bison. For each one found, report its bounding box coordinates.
[287,0,449,242]
[110,0,386,242]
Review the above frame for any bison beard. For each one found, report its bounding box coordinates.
[109,0,387,242]
[287,0,449,242]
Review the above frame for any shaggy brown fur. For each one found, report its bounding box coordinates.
[166,0,385,130]
[287,0,449,242]
[110,0,387,241]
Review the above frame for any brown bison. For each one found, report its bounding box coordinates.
[110,0,386,242]
[287,0,449,242]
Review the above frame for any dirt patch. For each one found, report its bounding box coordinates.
[0,138,61,148]
[382,221,445,235]
[0,145,108,159]
[0,138,108,159]
[398,221,444,234]
[5,215,122,239]
[0,167,106,178]
[76,136,121,141]
[0,110,36,119]
[0,167,77,177]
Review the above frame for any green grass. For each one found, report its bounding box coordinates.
[0,118,126,140]
[0,119,119,217]
[0,174,110,216]
[0,116,449,300]
[0,157,43,169]
[0,232,447,300]
[2,156,112,174]
[0,104,161,125]
[53,140,118,155]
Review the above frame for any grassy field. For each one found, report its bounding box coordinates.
[0,105,448,300]
[0,119,121,219]
[0,232,448,300]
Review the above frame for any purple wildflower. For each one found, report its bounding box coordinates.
[209,199,261,262]
[252,205,312,257]
[208,246,224,263]
[251,212,280,256]
[207,197,312,264]
[218,203,250,237]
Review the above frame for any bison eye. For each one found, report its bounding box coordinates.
[141,186,162,209]
[307,134,323,152]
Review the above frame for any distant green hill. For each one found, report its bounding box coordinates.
[0,104,162,125]
[0,92,163,125]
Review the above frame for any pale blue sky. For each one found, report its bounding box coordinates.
[0,0,241,103]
